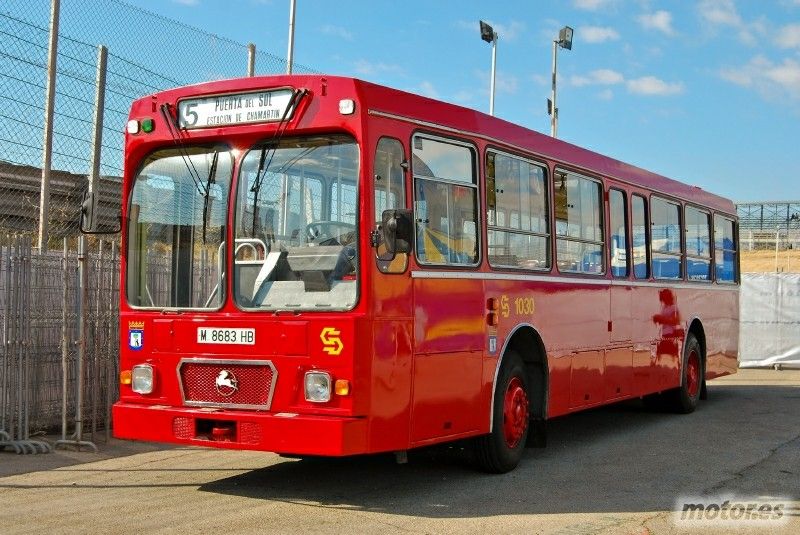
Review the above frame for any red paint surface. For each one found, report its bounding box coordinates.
[115,75,739,457]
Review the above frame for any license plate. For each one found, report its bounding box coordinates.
[197,327,255,345]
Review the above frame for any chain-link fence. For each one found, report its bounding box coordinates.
[0,0,315,448]
[1,0,312,243]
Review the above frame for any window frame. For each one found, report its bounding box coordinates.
[553,167,606,276]
[631,194,650,280]
[126,143,233,312]
[650,195,684,281]
[713,213,739,285]
[608,188,630,279]
[684,204,712,283]
[411,131,481,268]
[372,136,407,225]
[485,147,551,271]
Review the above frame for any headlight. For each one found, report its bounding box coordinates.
[304,371,331,403]
[131,364,155,394]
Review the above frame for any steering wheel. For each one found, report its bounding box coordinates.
[306,221,356,246]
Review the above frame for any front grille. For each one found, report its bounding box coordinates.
[178,359,277,410]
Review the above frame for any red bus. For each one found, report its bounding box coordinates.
[103,75,739,473]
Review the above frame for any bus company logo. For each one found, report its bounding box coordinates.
[128,321,144,351]
[674,496,790,527]
[320,327,343,356]
[214,370,238,397]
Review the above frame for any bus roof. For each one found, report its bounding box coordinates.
[138,74,736,217]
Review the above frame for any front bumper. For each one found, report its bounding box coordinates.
[112,402,369,456]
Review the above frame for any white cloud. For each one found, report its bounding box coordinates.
[320,24,353,41]
[496,74,519,94]
[572,0,614,11]
[579,26,620,43]
[697,0,766,45]
[597,89,614,100]
[776,23,800,49]
[720,56,800,100]
[569,69,624,87]
[531,73,549,86]
[353,60,404,77]
[416,81,439,99]
[457,19,525,41]
[638,10,675,36]
[451,90,474,104]
[475,70,519,95]
[698,0,741,26]
[626,76,685,96]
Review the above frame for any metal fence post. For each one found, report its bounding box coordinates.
[37,0,61,252]
[247,43,256,77]
[1,236,8,442]
[105,241,118,441]
[60,238,69,442]
[88,45,107,232]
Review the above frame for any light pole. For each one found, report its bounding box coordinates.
[480,20,498,116]
[549,25,573,138]
[286,0,296,74]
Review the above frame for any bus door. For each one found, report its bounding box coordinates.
[369,136,414,452]
[409,134,484,443]
[606,188,634,401]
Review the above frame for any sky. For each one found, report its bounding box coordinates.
[125,0,800,203]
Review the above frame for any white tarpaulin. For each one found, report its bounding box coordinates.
[739,273,800,368]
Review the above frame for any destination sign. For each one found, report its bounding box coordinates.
[177,89,295,129]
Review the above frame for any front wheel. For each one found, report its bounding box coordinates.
[474,351,529,473]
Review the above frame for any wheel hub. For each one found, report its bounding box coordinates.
[502,377,529,448]
[686,349,700,398]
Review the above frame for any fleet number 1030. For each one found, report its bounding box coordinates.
[514,297,535,315]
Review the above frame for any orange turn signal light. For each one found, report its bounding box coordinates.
[487,312,499,327]
[120,370,132,385]
[334,379,350,396]
[487,297,499,311]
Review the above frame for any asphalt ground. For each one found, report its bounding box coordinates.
[1,368,798,534]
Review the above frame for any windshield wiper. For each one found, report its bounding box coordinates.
[249,88,309,236]
[202,149,220,243]
[159,103,205,195]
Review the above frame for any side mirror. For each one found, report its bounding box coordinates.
[79,190,95,232]
[380,208,413,258]
[80,190,121,234]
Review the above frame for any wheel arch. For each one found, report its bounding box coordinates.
[685,317,707,365]
[490,323,549,430]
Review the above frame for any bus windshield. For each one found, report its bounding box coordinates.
[126,146,232,309]
[233,134,360,311]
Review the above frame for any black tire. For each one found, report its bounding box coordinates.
[474,351,529,473]
[663,333,704,414]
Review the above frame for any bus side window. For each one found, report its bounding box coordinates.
[651,196,682,280]
[714,215,738,283]
[609,189,629,278]
[486,151,550,270]
[412,135,479,266]
[374,137,408,273]
[554,169,604,274]
[632,195,649,279]
[685,206,711,281]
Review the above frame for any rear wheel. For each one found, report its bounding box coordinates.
[475,351,529,473]
[663,333,703,413]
